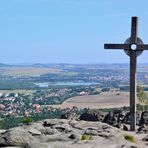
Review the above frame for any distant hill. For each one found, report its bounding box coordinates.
[32,63,50,67]
[0,63,148,68]
[0,63,11,67]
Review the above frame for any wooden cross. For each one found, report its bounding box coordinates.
[104,17,148,131]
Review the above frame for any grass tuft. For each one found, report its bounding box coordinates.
[124,134,135,143]
[81,134,92,140]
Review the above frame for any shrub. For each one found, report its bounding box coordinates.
[81,134,92,140]
[22,117,33,124]
[124,134,135,143]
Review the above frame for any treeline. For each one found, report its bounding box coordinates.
[0,110,61,129]
[0,81,37,90]
[0,107,85,129]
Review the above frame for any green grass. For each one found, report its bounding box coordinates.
[124,134,135,143]
[81,134,92,140]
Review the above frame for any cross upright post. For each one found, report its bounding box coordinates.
[104,16,148,131]
[129,17,138,131]
[130,47,137,131]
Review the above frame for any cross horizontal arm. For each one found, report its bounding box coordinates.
[137,44,148,50]
[104,44,130,49]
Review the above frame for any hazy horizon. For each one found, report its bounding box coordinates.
[1,62,148,65]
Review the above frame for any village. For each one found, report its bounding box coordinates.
[0,85,102,117]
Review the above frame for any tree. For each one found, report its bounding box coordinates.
[137,86,146,111]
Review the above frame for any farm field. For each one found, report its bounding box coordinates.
[49,92,130,109]
[0,67,60,76]
[0,89,35,94]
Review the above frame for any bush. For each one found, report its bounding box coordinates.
[124,134,135,143]
[22,117,33,124]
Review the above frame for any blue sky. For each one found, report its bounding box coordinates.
[0,0,148,64]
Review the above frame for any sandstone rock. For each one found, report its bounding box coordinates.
[98,132,114,139]
[137,125,148,134]
[40,127,58,135]
[0,130,6,134]
[142,135,148,141]
[1,147,22,148]
[54,124,72,133]
[28,128,42,136]
[0,128,36,147]
[84,129,99,136]
[43,121,56,127]
[61,112,79,120]
[123,124,129,131]
[136,111,141,125]
[0,119,146,148]
[26,141,51,148]
[103,110,126,127]
[43,119,69,127]
[79,110,105,122]
[117,144,138,148]
[68,133,80,140]
[139,111,148,126]
[103,111,114,125]
[1,146,22,148]
[123,112,141,126]
[40,134,70,142]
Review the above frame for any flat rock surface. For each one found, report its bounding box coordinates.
[0,119,147,148]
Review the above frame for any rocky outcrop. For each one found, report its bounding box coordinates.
[0,119,145,148]
[61,111,79,120]
[142,135,148,142]
[0,128,36,147]
[79,110,105,121]
[139,111,148,126]
[137,125,148,134]
[103,110,126,128]
[102,110,144,130]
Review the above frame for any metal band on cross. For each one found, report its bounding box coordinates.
[104,17,148,131]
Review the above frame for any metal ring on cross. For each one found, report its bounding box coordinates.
[124,37,144,57]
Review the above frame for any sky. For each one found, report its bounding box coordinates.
[0,0,148,64]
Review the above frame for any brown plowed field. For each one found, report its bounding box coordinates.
[49,92,131,109]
